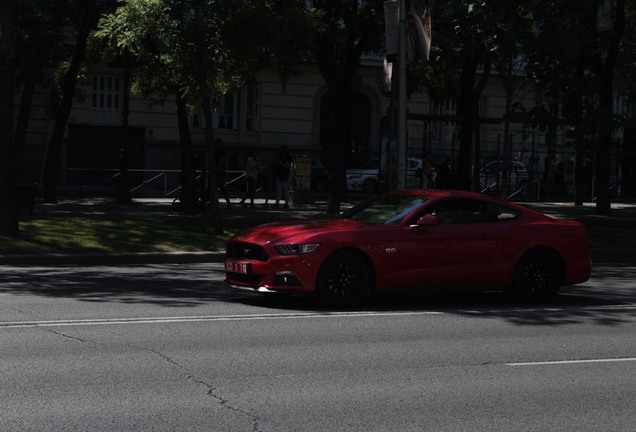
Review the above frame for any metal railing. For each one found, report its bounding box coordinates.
[62,168,251,198]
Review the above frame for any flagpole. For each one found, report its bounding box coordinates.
[396,0,407,189]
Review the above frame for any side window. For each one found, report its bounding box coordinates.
[429,199,483,225]
[428,199,519,225]
[485,203,520,221]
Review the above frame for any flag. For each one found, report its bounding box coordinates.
[384,0,399,56]
[407,0,431,61]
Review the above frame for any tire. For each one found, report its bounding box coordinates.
[316,250,372,307]
[513,249,563,302]
[363,178,378,194]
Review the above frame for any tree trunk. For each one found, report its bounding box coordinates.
[175,91,198,215]
[327,89,350,215]
[42,0,97,203]
[14,68,38,178]
[200,82,223,234]
[115,55,133,205]
[573,127,586,206]
[473,64,490,194]
[456,59,476,191]
[594,0,624,216]
[0,0,19,237]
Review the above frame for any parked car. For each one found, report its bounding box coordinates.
[480,160,530,194]
[346,159,384,193]
[225,190,591,306]
[346,157,433,192]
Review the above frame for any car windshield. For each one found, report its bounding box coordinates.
[342,193,428,225]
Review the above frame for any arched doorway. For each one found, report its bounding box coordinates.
[319,92,373,168]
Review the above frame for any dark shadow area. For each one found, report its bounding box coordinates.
[1,263,634,326]
[0,264,241,307]
[233,264,636,327]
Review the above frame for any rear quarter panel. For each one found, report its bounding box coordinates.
[504,219,591,286]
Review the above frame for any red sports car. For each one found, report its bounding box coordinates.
[225,190,591,306]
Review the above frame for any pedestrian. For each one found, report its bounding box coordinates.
[437,157,451,189]
[240,149,259,208]
[421,153,433,189]
[214,138,232,209]
[258,160,276,207]
[274,145,292,209]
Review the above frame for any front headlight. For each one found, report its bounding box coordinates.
[275,244,320,255]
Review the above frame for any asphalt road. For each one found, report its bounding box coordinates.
[1,263,635,431]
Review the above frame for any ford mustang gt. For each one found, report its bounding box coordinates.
[225,190,591,306]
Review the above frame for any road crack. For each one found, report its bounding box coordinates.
[127,344,263,432]
[40,327,263,431]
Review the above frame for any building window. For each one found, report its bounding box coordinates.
[430,98,456,144]
[215,93,235,130]
[193,85,260,132]
[90,75,121,124]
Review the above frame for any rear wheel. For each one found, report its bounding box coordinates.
[316,251,372,307]
[513,249,563,302]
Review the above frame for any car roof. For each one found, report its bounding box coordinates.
[390,189,481,199]
[388,189,548,219]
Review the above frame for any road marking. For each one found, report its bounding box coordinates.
[0,310,443,329]
[2,303,636,329]
[507,357,636,366]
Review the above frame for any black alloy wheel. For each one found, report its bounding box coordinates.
[513,249,563,302]
[317,250,371,307]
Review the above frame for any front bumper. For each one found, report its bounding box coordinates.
[225,255,321,294]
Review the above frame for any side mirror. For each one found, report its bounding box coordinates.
[412,214,439,227]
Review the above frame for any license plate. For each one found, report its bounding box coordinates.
[225,260,249,274]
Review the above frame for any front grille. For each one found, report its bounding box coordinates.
[228,273,264,285]
[226,241,268,261]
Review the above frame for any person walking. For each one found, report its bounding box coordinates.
[240,149,259,208]
[273,145,292,209]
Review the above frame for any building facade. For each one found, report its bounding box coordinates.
[18,56,633,199]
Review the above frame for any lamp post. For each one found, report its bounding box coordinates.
[396,0,408,190]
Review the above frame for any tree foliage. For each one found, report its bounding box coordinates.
[97,0,309,222]
[526,0,632,213]
[308,0,385,214]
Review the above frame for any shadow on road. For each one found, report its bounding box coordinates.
[1,263,634,326]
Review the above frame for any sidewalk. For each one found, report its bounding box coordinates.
[3,195,636,266]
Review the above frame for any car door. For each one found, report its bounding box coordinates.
[398,199,510,290]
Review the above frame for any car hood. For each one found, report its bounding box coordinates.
[229,219,368,245]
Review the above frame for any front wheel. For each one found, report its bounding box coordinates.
[513,249,563,302]
[316,251,372,307]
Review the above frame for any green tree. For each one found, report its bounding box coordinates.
[1,0,74,236]
[528,0,629,214]
[489,1,537,198]
[0,0,19,236]
[42,0,116,203]
[308,0,385,214]
[98,0,308,226]
[13,0,69,178]
[424,0,500,192]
